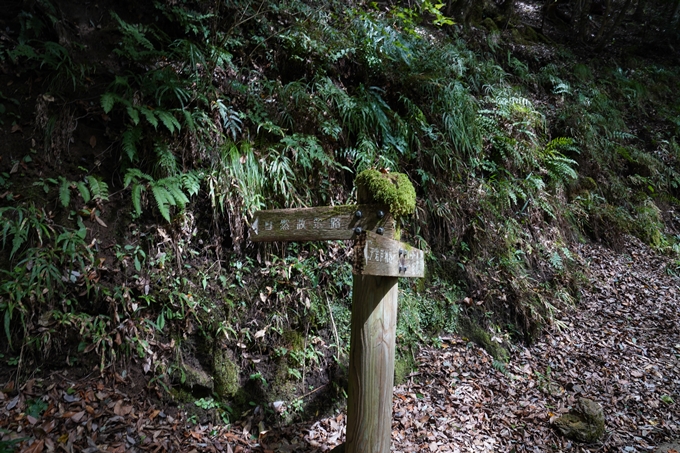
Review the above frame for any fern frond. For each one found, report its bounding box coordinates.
[87,176,109,202]
[155,144,178,177]
[151,185,172,222]
[76,181,90,203]
[181,172,202,197]
[58,177,71,208]
[156,110,181,134]
[127,106,140,125]
[121,127,142,162]
[101,93,116,114]
[140,107,159,129]
[131,183,144,218]
[123,168,153,188]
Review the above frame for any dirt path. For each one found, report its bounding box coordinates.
[260,237,680,452]
[2,237,679,452]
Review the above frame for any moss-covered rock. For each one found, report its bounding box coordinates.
[355,169,416,218]
[482,17,498,32]
[459,318,509,362]
[553,398,605,443]
[182,362,214,393]
[213,349,240,399]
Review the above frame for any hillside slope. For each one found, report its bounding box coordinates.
[0,0,679,443]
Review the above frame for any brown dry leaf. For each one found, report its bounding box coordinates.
[70,411,85,423]
[21,439,44,453]
[11,124,22,133]
[94,215,107,227]
[89,135,97,148]
[254,327,267,340]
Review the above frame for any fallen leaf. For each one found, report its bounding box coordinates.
[254,327,267,340]
[94,215,107,227]
[89,135,96,148]
[21,439,44,453]
[70,411,85,423]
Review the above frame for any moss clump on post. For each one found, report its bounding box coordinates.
[355,169,416,218]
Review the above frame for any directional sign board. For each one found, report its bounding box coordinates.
[250,204,395,242]
[356,231,425,278]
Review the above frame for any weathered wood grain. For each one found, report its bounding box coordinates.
[358,232,425,278]
[345,191,400,453]
[249,204,394,242]
[345,274,398,453]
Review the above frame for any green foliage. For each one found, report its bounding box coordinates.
[2,0,680,411]
[207,143,265,217]
[541,137,579,184]
[124,168,201,222]
[0,204,54,260]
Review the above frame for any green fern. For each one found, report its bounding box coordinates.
[124,168,199,222]
[58,177,71,207]
[181,172,202,197]
[87,176,109,202]
[156,110,181,134]
[110,12,158,61]
[131,183,144,217]
[76,181,91,203]
[101,92,116,114]
[155,144,178,177]
[121,126,142,162]
[542,138,579,184]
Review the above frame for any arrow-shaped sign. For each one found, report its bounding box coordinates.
[249,204,394,242]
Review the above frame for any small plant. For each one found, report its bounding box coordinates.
[249,372,267,387]
[660,394,675,405]
[195,397,219,410]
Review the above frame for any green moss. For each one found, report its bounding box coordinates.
[183,363,214,392]
[355,170,416,218]
[170,387,195,403]
[394,355,414,386]
[283,329,305,351]
[459,319,509,362]
[482,17,498,32]
[213,350,240,399]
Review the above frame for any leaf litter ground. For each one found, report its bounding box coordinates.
[2,236,679,452]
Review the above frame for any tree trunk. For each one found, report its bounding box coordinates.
[576,0,594,42]
[594,0,634,49]
[633,0,646,18]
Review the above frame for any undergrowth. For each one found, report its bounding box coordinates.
[0,0,679,420]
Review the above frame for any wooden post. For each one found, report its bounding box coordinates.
[344,180,401,453]
[345,273,398,453]
[250,198,423,453]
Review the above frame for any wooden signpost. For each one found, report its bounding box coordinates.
[251,199,424,453]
